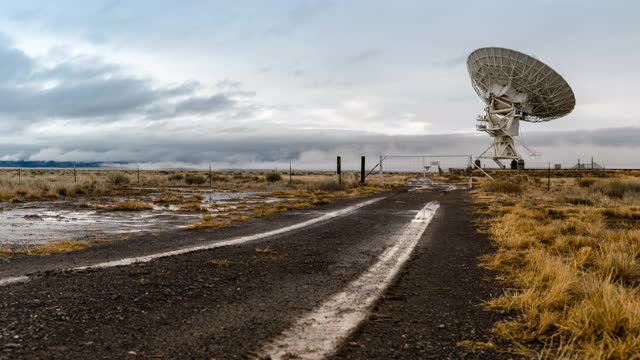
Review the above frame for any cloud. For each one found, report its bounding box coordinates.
[173,94,234,116]
[346,49,381,64]
[437,53,468,68]
[266,0,333,36]
[0,34,255,125]
[0,35,35,83]
[0,3,638,169]
[1,126,638,169]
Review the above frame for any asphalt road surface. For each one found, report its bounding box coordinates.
[0,189,514,359]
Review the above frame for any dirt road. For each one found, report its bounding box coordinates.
[0,190,511,359]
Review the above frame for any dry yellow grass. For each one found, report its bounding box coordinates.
[0,240,90,256]
[177,202,208,212]
[473,174,640,358]
[208,259,231,266]
[0,168,402,203]
[153,191,185,205]
[456,340,496,351]
[104,200,153,211]
[184,214,232,230]
[255,246,273,253]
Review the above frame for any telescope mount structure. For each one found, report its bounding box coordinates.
[467,47,576,169]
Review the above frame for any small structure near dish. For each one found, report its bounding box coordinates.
[467,47,576,169]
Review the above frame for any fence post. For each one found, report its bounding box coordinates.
[74,163,77,183]
[547,162,551,191]
[379,155,384,185]
[137,165,140,185]
[289,162,292,183]
[18,168,21,185]
[209,163,212,187]
[360,156,365,184]
[336,156,342,185]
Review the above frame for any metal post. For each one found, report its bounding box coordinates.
[468,155,473,188]
[209,163,212,187]
[422,157,426,179]
[360,156,365,184]
[137,165,140,185]
[547,162,551,191]
[18,168,21,185]
[379,155,384,185]
[289,162,292,183]
[74,163,77,183]
[336,156,342,185]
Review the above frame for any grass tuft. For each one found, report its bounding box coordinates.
[185,214,232,230]
[105,200,153,211]
[1,240,90,256]
[177,202,208,212]
[208,259,231,266]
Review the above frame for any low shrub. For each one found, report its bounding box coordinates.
[310,180,344,192]
[564,196,594,206]
[602,208,640,220]
[108,172,130,185]
[168,174,184,182]
[265,172,282,182]
[185,174,206,185]
[592,180,640,199]
[577,178,597,188]
[512,174,530,184]
[484,180,522,194]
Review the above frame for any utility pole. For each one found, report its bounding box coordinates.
[360,156,365,185]
[336,156,342,185]
[379,155,384,185]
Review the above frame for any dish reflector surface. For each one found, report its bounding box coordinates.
[467,47,575,122]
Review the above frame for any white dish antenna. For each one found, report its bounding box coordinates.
[467,47,575,168]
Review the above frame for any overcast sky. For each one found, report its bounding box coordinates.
[0,0,638,169]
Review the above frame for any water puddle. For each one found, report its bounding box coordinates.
[0,188,296,247]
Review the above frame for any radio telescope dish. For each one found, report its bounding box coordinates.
[467,47,575,168]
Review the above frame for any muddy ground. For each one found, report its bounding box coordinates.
[0,189,515,359]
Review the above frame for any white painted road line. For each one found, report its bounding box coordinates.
[0,197,383,287]
[0,276,29,287]
[257,201,440,360]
